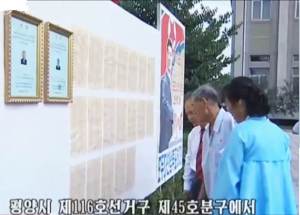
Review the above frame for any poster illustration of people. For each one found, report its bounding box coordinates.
[157,3,185,185]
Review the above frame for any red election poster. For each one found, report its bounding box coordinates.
[157,3,185,185]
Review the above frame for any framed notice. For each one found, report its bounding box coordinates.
[4,10,43,103]
[44,22,73,103]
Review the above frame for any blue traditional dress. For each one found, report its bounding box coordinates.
[212,116,297,215]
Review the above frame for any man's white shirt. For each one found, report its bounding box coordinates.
[202,108,235,198]
[183,125,202,191]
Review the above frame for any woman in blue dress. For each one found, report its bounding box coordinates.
[213,77,297,215]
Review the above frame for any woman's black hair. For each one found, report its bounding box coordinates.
[223,76,270,117]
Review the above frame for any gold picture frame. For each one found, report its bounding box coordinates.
[4,10,43,103]
[44,22,73,103]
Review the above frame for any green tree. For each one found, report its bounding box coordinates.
[268,80,299,117]
[120,0,240,93]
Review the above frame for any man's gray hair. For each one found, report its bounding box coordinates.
[192,84,219,104]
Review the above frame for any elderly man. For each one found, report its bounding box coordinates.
[191,84,235,198]
[183,92,207,200]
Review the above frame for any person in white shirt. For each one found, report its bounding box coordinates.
[183,92,207,200]
[191,84,235,198]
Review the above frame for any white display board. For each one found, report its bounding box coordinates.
[0,1,161,214]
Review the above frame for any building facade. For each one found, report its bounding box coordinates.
[231,0,299,97]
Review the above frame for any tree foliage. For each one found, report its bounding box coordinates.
[120,0,240,93]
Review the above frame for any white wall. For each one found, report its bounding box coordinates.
[0,10,70,214]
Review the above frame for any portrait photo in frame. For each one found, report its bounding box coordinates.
[4,10,43,103]
[44,22,73,103]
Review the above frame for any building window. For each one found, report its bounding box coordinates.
[292,67,299,96]
[252,0,271,21]
[292,55,299,68]
[250,55,270,62]
[296,0,299,19]
[249,68,269,90]
[253,0,261,19]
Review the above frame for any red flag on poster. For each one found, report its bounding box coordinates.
[160,12,185,77]
[161,13,169,77]
[112,0,121,5]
